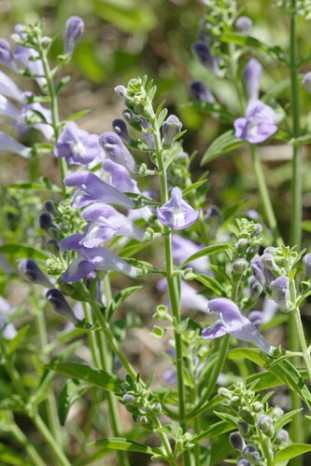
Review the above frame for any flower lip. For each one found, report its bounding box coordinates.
[156,187,200,230]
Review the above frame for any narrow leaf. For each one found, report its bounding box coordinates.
[0,244,50,260]
[201,130,245,165]
[179,244,232,268]
[273,444,311,465]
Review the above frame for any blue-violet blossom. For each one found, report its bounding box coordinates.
[157,187,200,230]
[64,16,84,55]
[99,132,137,173]
[243,59,262,101]
[234,100,278,144]
[202,298,272,354]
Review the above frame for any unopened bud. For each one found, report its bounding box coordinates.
[277,429,289,444]
[39,212,53,231]
[46,288,80,324]
[229,432,246,452]
[237,238,248,253]
[303,253,311,277]
[162,115,182,147]
[64,16,84,55]
[270,276,290,311]
[112,119,130,143]
[303,72,311,94]
[243,445,261,464]
[232,258,248,276]
[122,394,136,404]
[261,253,277,271]
[240,409,254,424]
[19,259,51,287]
[235,16,253,33]
[249,276,263,298]
[45,200,57,215]
[257,414,274,438]
[252,401,263,412]
[237,458,251,466]
[237,421,249,437]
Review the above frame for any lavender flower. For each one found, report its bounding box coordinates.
[243,59,262,101]
[0,131,31,158]
[64,16,84,55]
[172,235,208,273]
[162,115,182,146]
[0,296,17,339]
[65,171,134,209]
[192,41,219,74]
[270,276,290,310]
[202,298,272,354]
[46,289,80,324]
[235,16,253,33]
[15,102,53,139]
[79,203,145,248]
[157,187,200,230]
[234,100,278,144]
[112,119,131,143]
[190,81,215,103]
[60,234,138,281]
[19,259,52,287]
[302,72,311,94]
[99,132,137,173]
[0,39,18,70]
[0,70,28,103]
[54,122,102,165]
[303,253,311,277]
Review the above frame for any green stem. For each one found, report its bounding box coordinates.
[258,429,273,466]
[249,145,281,244]
[293,306,311,381]
[31,292,63,450]
[288,4,304,464]
[31,413,71,466]
[149,104,190,466]
[9,422,46,466]
[38,39,67,195]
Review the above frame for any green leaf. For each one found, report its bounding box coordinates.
[273,444,311,465]
[107,286,142,320]
[66,109,91,122]
[228,348,311,409]
[302,220,311,233]
[47,363,123,392]
[194,274,226,296]
[163,142,183,170]
[182,179,208,197]
[179,244,232,268]
[200,130,245,165]
[89,437,160,455]
[220,33,285,62]
[181,101,234,122]
[58,378,89,425]
[0,244,50,260]
[91,0,156,33]
[8,182,59,192]
[192,420,234,445]
[274,408,303,432]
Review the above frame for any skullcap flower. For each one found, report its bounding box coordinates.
[64,16,84,55]
[46,289,80,324]
[99,132,137,173]
[234,100,278,144]
[243,59,262,101]
[202,298,272,354]
[190,81,215,103]
[157,187,200,230]
[0,131,31,158]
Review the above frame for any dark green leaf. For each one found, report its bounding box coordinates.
[182,180,208,196]
[47,363,123,392]
[192,420,234,444]
[58,378,89,425]
[200,130,245,165]
[107,286,142,320]
[90,437,160,455]
[179,244,232,268]
[66,109,91,122]
[273,444,311,465]
[220,33,286,62]
[0,244,50,260]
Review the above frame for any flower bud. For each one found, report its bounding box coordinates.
[303,72,311,94]
[261,253,277,271]
[122,393,136,404]
[112,119,131,143]
[277,429,289,444]
[251,259,266,287]
[257,414,274,438]
[192,41,219,74]
[240,409,254,424]
[190,81,215,103]
[243,59,262,101]
[270,276,290,310]
[249,276,263,298]
[237,458,251,466]
[232,258,248,276]
[272,407,284,417]
[235,16,253,33]
[237,421,250,437]
[46,289,80,324]
[39,212,53,231]
[303,253,311,277]
[0,39,17,70]
[229,432,246,452]
[45,200,57,215]
[252,401,263,412]
[162,115,182,147]
[218,387,232,398]
[64,16,84,55]
[236,238,248,253]
[243,445,261,464]
[19,259,51,287]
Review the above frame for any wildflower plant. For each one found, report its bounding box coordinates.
[1,3,311,466]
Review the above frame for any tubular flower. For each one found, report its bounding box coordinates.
[157,187,200,230]
[234,100,278,144]
[99,132,137,173]
[202,298,272,354]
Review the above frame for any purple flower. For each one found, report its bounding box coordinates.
[64,171,134,209]
[0,39,18,71]
[46,289,80,324]
[192,41,219,74]
[303,253,311,277]
[64,16,84,55]
[0,131,31,158]
[157,187,200,230]
[0,296,17,339]
[79,203,145,248]
[270,276,290,310]
[251,257,275,287]
[15,102,53,139]
[234,100,278,144]
[112,119,131,143]
[235,16,253,33]
[99,132,137,173]
[60,234,138,281]
[243,59,262,101]
[172,235,208,273]
[19,259,52,287]
[302,72,311,94]
[162,115,182,147]
[202,298,272,354]
[54,122,102,165]
[190,81,215,103]
[0,70,28,103]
